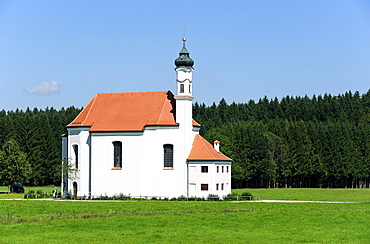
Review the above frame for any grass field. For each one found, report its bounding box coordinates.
[0,186,60,199]
[0,188,369,243]
[0,185,60,193]
[233,188,370,202]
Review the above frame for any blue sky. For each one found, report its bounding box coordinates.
[1,1,370,111]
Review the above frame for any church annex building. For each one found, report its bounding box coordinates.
[61,39,232,199]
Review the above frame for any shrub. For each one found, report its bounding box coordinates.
[224,194,237,201]
[177,195,187,201]
[207,194,220,201]
[187,197,198,201]
[240,191,252,197]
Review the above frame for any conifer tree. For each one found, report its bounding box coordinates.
[0,140,31,187]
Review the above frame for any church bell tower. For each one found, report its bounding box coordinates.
[174,37,194,97]
[174,37,194,141]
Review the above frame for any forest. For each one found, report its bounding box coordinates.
[1,90,370,188]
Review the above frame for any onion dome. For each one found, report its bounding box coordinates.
[174,38,194,67]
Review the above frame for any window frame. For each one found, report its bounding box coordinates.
[113,141,122,169]
[163,144,174,168]
[201,166,208,173]
[201,184,208,191]
[72,144,78,169]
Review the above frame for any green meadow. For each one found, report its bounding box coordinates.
[0,188,369,243]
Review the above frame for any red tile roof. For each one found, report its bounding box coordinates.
[188,135,232,161]
[68,91,200,131]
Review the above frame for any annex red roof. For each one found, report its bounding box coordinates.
[68,91,200,132]
[188,135,232,161]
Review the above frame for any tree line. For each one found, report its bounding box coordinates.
[1,90,370,188]
[194,90,370,188]
[0,107,81,186]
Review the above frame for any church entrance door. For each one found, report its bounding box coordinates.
[73,182,77,196]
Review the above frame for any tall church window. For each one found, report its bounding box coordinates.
[72,145,78,169]
[189,84,191,93]
[180,84,184,93]
[113,141,122,168]
[163,144,173,168]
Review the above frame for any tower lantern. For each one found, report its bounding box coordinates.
[174,37,194,96]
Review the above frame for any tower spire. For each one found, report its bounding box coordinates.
[175,37,194,68]
[174,37,194,96]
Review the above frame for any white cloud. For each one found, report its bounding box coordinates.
[25,81,61,95]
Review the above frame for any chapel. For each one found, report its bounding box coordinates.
[61,39,232,198]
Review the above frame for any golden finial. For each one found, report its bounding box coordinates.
[182,26,186,42]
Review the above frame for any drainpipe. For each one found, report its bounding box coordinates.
[88,132,92,198]
[186,161,189,198]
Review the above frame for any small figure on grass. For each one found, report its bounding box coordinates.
[52,188,58,198]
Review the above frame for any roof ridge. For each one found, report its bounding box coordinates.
[82,94,98,125]
[67,90,178,131]
[69,94,97,126]
[156,93,168,125]
[92,94,109,129]
[197,135,216,160]
[96,90,168,95]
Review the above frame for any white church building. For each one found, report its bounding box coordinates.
[61,39,232,199]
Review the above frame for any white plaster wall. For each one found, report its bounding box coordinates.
[65,125,229,199]
[176,67,193,96]
[188,161,232,198]
[66,128,90,196]
[141,127,197,198]
[89,132,142,197]
[214,163,232,197]
[61,137,68,196]
[175,96,194,163]
[86,126,197,198]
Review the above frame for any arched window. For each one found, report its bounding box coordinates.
[189,84,191,93]
[72,145,78,169]
[180,84,184,93]
[163,144,173,168]
[113,141,122,168]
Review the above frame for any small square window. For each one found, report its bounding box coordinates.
[201,184,208,191]
[201,166,208,173]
